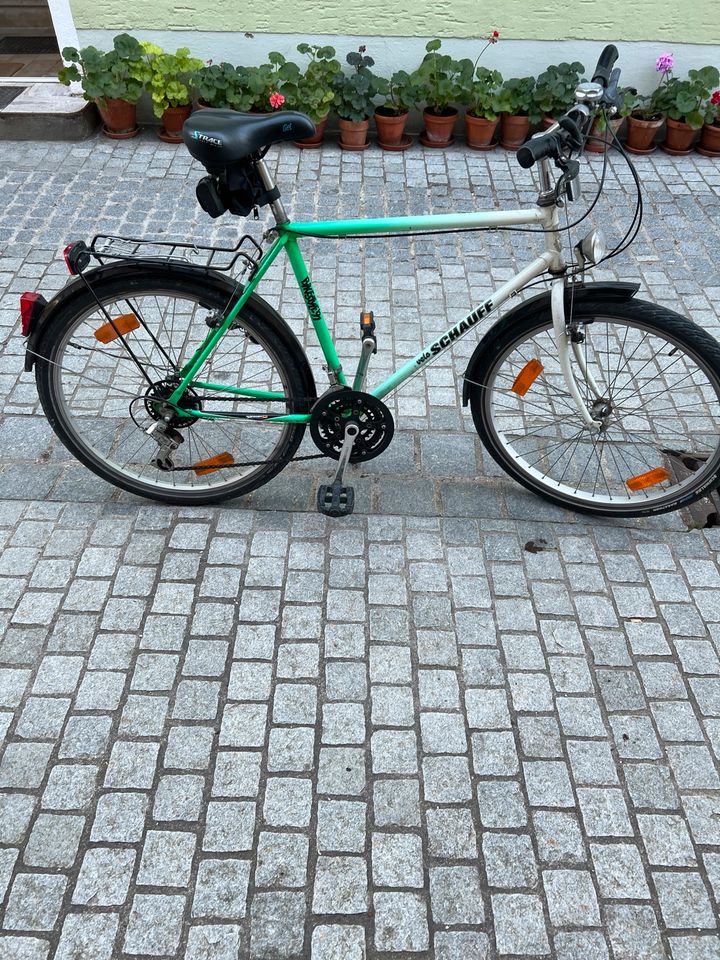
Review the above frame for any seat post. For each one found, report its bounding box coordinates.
[255,157,288,225]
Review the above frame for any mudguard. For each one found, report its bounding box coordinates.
[24,259,317,407]
[461,280,640,405]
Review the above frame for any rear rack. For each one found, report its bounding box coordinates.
[88,232,264,276]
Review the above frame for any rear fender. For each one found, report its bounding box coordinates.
[24,259,317,408]
[461,281,639,405]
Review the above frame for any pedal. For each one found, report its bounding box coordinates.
[317,482,355,517]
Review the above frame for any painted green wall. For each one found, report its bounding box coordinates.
[69,0,719,45]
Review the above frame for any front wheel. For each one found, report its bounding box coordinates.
[468,298,720,517]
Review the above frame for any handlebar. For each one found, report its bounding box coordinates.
[515,44,621,169]
[592,44,619,87]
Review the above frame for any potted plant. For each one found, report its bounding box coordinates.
[411,39,465,146]
[58,33,147,139]
[140,42,202,143]
[281,44,341,148]
[332,46,382,150]
[495,77,538,149]
[459,66,503,150]
[624,54,672,154]
[655,65,720,155]
[699,88,720,157]
[374,70,418,149]
[192,62,254,111]
[534,61,585,127]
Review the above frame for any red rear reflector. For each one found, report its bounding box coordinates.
[626,467,671,491]
[63,244,75,274]
[192,452,234,476]
[512,359,544,396]
[20,292,45,337]
[94,314,141,344]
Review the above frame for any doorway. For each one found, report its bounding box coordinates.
[0,0,63,86]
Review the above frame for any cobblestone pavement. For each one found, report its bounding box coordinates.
[0,134,720,959]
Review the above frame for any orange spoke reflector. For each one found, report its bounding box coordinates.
[94,313,141,344]
[511,359,544,396]
[626,467,671,491]
[192,452,234,476]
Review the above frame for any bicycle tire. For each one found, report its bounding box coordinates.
[468,297,720,517]
[34,265,310,505]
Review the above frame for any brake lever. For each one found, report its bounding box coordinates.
[602,68,622,112]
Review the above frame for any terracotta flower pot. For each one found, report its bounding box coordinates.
[661,117,697,156]
[421,107,458,146]
[159,104,193,143]
[96,98,138,139]
[464,112,499,150]
[585,116,623,153]
[338,118,369,151]
[375,108,410,148]
[699,122,720,157]
[540,114,556,130]
[294,115,326,149]
[499,114,530,150]
[624,115,663,154]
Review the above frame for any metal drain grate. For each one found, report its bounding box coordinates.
[0,86,25,109]
[0,36,59,55]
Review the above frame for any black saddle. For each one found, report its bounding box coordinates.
[183,109,315,170]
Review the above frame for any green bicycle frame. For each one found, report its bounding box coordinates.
[167,203,559,424]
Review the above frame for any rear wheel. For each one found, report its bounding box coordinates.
[35,267,310,504]
[468,298,720,517]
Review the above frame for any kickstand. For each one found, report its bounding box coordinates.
[317,423,359,517]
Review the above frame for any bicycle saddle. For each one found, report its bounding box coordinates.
[183,109,316,169]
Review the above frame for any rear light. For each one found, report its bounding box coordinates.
[63,241,91,275]
[20,292,47,337]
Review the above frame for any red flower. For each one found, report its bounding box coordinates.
[269,92,285,110]
[490,29,500,42]
[711,90,720,106]
[359,44,367,53]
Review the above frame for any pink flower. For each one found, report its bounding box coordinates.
[269,92,285,109]
[711,90,720,106]
[655,53,674,73]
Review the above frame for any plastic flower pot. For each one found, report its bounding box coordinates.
[624,115,663,154]
[585,116,623,153]
[499,114,530,150]
[96,98,138,139]
[375,108,411,149]
[294,115,326,149]
[661,117,697,156]
[699,122,720,157]
[421,107,458,147]
[338,118,370,151]
[464,113,499,151]
[158,104,193,143]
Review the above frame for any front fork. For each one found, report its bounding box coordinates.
[551,278,602,430]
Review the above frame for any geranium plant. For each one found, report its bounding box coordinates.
[192,62,254,110]
[410,39,466,114]
[706,89,720,127]
[494,76,540,121]
[281,44,341,122]
[631,53,674,120]
[533,61,585,118]
[140,42,202,117]
[333,48,383,122]
[58,33,148,104]
[376,70,420,116]
[654,66,720,128]
[458,66,503,119]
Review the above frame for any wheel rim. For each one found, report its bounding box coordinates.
[48,288,297,493]
[482,314,720,511]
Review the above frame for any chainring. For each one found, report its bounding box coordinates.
[309,388,394,462]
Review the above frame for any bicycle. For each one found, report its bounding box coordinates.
[20,45,720,518]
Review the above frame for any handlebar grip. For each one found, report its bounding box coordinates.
[516,133,559,169]
[592,44,619,86]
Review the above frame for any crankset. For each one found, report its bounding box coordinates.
[309,388,394,462]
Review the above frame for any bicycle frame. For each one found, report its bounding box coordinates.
[167,175,570,425]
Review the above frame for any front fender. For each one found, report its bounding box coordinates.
[461,280,639,405]
[23,259,317,410]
